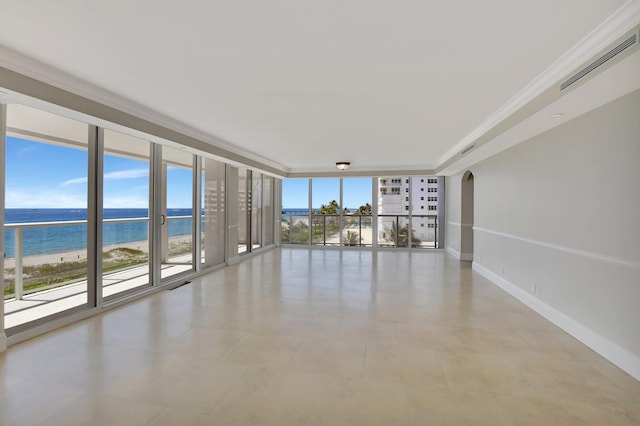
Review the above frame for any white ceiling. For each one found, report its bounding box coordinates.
[0,0,638,175]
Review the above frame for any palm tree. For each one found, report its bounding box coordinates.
[355,203,372,215]
[384,221,420,247]
[344,230,359,246]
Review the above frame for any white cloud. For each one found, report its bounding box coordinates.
[61,177,88,186]
[6,189,87,208]
[104,168,148,180]
[61,168,148,187]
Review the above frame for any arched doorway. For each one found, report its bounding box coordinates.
[460,171,474,261]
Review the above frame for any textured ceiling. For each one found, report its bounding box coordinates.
[0,0,633,173]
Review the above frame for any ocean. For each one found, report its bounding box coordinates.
[4,208,194,258]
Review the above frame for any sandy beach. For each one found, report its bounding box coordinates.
[4,235,191,268]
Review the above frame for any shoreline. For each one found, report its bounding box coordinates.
[4,235,192,268]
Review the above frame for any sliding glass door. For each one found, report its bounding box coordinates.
[102,129,151,300]
[161,145,195,280]
[3,104,91,333]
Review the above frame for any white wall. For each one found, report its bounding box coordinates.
[446,89,640,379]
[445,174,462,258]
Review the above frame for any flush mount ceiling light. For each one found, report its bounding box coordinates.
[336,161,351,171]
[551,113,564,118]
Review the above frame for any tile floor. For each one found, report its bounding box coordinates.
[1,248,639,425]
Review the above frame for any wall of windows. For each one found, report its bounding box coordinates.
[1,102,279,342]
[4,105,91,333]
[238,168,274,255]
[281,176,444,249]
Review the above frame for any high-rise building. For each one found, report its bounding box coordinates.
[378,176,443,246]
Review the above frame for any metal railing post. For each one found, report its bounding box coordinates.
[323,215,327,245]
[14,227,23,300]
[434,216,438,249]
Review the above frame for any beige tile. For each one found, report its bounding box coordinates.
[337,318,398,343]
[288,338,367,379]
[454,326,532,354]
[407,389,505,426]
[41,393,166,426]
[560,400,640,425]
[1,249,638,425]
[126,361,247,413]
[213,367,334,425]
[514,355,636,407]
[395,323,465,352]
[161,328,245,361]
[218,333,302,369]
[518,330,604,362]
[0,380,85,425]
[438,351,533,394]
[149,408,259,426]
[365,343,449,388]
[63,347,182,397]
[307,376,411,426]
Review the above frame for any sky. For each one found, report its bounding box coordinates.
[6,136,372,210]
[5,136,192,208]
[282,177,372,210]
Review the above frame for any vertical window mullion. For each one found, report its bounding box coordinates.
[193,155,202,271]
[87,125,103,308]
[308,178,312,246]
[150,143,163,286]
[0,104,7,349]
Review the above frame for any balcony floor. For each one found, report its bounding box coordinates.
[4,255,193,330]
[1,248,639,425]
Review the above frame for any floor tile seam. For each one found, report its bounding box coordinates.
[200,364,251,416]
[283,338,306,371]
[142,406,176,426]
[208,333,247,363]
[25,386,90,426]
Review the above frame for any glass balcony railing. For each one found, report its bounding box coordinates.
[311,214,340,246]
[378,215,438,248]
[3,216,194,331]
[341,215,373,247]
[281,214,310,244]
[281,213,438,248]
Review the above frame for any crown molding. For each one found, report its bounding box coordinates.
[436,0,640,168]
[0,44,287,174]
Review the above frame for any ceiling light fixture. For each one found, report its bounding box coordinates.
[551,113,564,118]
[336,161,351,171]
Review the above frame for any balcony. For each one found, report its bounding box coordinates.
[3,216,195,332]
[281,214,438,248]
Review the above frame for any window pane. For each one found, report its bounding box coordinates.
[4,104,89,332]
[238,168,249,254]
[377,176,410,247]
[342,178,372,247]
[202,157,225,267]
[251,172,262,250]
[311,178,340,246]
[103,129,151,300]
[163,145,194,278]
[281,178,308,244]
[263,176,274,246]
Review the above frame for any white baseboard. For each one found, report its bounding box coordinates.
[446,246,474,261]
[473,261,640,381]
[460,252,473,261]
[446,246,461,259]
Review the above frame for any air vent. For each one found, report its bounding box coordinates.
[560,31,638,91]
[461,144,475,155]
